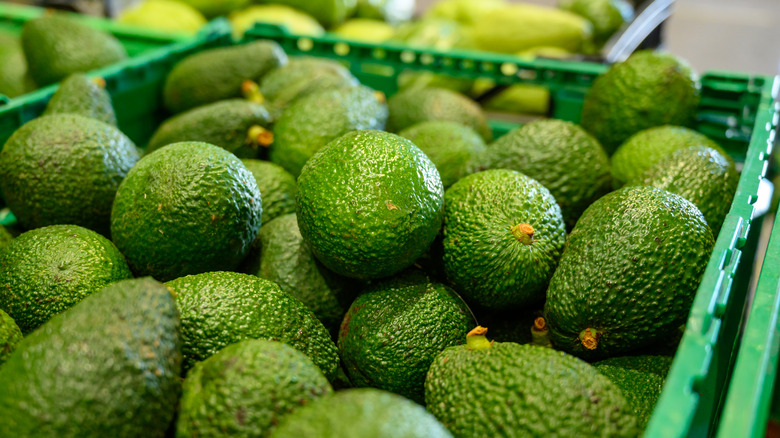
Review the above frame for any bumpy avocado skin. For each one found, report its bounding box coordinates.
[0,114,139,235]
[177,339,333,438]
[43,73,117,126]
[271,388,453,438]
[544,186,714,359]
[476,119,612,228]
[241,160,297,225]
[580,51,700,154]
[0,277,182,438]
[259,57,358,113]
[296,130,444,280]
[167,271,339,380]
[425,342,639,437]
[110,142,262,282]
[443,169,566,309]
[0,309,22,365]
[338,270,474,403]
[0,224,132,334]
[163,41,287,114]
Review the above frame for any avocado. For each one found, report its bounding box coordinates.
[296,130,444,280]
[399,121,487,189]
[116,0,206,35]
[332,19,396,42]
[43,73,117,126]
[443,169,566,309]
[423,0,511,25]
[167,271,339,380]
[629,146,739,234]
[0,225,13,250]
[425,328,639,437]
[270,85,388,177]
[0,309,22,366]
[177,339,333,438]
[241,214,358,335]
[594,355,673,428]
[338,270,473,403]
[229,5,325,38]
[0,224,132,334]
[559,0,633,49]
[611,125,729,188]
[241,160,297,225]
[260,0,358,28]
[474,119,611,229]
[0,277,181,438]
[271,388,453,438]
[0,33,34,98]
[544,186,714,359]
[580,51,700,154]
[0,114,139,235]
[110,142,262,282]
[386,87,492,142]
[163,41,287,114]
[146,99,274,158]
[22,15,127,86]
[355,0,414,23]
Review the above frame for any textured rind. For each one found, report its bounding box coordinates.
[580,51,700,154]
[269,85,388,177]
[296,130,444,280]
[43,73,117,126]
[0,309,22,365]
[338,270,474,403]
[163,41,287,114]
[443,169,566,309]
[594,355,673,428]
[242,214,358,334]
[476,119,612,229]
[167,271,339,380]
[0,114,139,235]
[110,141,262,281]
[270,388,452,438]
[146,100,273,157]
[399,120,487,189]
[544,186,715,359]
[0,277,182,438]
[0,224,132,334]
[241,160,297,225]
[0,225,14,249]
[425,342,639,438]
[611,125,728,188]
[176,339,333,438]
[386,87,492,142]
[21,15,127,86]
[631,146,739,234]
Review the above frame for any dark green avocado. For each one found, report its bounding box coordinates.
[43,73,117,126]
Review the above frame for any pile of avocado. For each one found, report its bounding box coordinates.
[0,35,739,438]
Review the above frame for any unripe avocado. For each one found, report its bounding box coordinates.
[43,73,117,126]
[259,0,358,28]
[163,41,287,114]
[0,33,34,99]
[241,160,297,225]
[167,271,339,380]
[0,224,132,334]
[0,277,182,438]
[177,339,333,438]
[0,225,14,250]
[443,169,566,309]
[110,142,262,281]
[0,309,22,365]
[544,186,714,359]
[296,130,444,280]
[0,114,139,235]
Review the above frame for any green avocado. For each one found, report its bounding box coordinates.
[0,309,22,365]
[0,277,181,438]
[443,169,566,309]
[241,160,297,225]
[544,186,714,359]
[163,41,287,114]
[270,85,388,177]
[146,99,274,158]
[0,114,139,235]
[559,0,633,49]
[425,330,639,437]
[0,224,132,334]
[0,225,14,250]
[257,0,358,28]
[0,33,34,98]
[167,271,339,380]
[22,15,127,87]
[43,73,116,126]
[296,130,444,280]
[338,270,474,403]
[110,142,262,281]
[580,50,700,154]
[177,339,333,438]
[271,388,452,438]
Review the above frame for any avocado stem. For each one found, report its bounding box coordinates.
[374,91,387,104]
[531,317,552,348]
[510,223,535,245]
[246,125,274,148]
[241,80,265,104]
[466,326,492,351]
[579,328,599,350]
[91,77,106,89]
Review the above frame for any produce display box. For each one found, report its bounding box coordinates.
[0,17,776,437]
